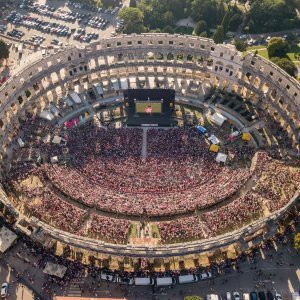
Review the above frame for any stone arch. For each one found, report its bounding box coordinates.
[167,53,174,60]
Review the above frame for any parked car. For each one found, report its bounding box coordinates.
[275,293,282,300]
[233,292,241,300]
[267,291,274,300]
[250,292,258,300]
[1,282,8,298]
[258,291,266,300]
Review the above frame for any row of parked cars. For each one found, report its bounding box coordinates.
[19,0,112,29]
[0,25,7,33]
[6,11,71,37]
[207,291,283,300]
[7,29,25,39]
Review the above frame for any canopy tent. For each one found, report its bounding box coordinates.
[209,144,220,153]
[62,96,73,107]
[195,125,207,135]
[242,132,252,141]
[208,135,220,145]
[52,136,66,145]
[43,262,67,278]
[134,278,154,286]
[156,277,174,286]
[39,110,55,121]
[17,138,25,147]
[111,79,120,91]
[51,156,59,164]
[216,153,228,163]
[199,253,210,267]
[210,112,227,126]
[0,226,17,253]
[228,130,242,141]
[92,83,104,96]
[178,274,198,284]
[69,92,82,104]
[120,78,129,90]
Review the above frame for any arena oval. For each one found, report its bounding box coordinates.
[0,34,299,259]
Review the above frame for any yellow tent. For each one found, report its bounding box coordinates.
[209,144,220,153]
[242,133,252,141]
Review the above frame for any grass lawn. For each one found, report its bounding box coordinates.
[174,26,194,35]
[244,47,269,59]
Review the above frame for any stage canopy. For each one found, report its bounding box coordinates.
[0,226,17,253]
[211,112,227,126]
[43,262,67,278]
[216,153,228,163]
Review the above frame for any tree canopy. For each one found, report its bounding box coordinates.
[247,0,297,33]
[213,25,225,44]
[0,39,9,62]
[118,7,146,34]
[267,37,289,58]
[271,57,297,77]
[295,233,300,253]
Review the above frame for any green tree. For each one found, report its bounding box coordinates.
[267,37,289,58]
[119,7,144,23]
[162,25,175,34]
[228,13,243,31]
[194,20,207,36]
[221,9,231,32]
[129,0,137,7]
[0,39,9,63]
[200,31,208,37]
[248,0,297,33]
[119,7,145,33]
[295,233,300,253]
[234,39,247,51]
[271,57,297,77]
[213,25,224,44]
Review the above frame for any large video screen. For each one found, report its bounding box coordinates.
[135,102,162,114]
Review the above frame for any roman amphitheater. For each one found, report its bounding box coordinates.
[0,34,299,271]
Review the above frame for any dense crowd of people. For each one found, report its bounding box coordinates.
[4,116,300,244]
[90,214,131,244]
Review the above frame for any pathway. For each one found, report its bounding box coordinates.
[141,127,147,159]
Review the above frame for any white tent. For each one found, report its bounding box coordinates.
[39,110,55,121]
[62,96,73,107]
[69,92,82,104]
[216,153,228,163]
[211,112,227,126]
[50,156,59,164]
[52,136,63,144]
[111,79,120,91]
[0,226,17,253]
[17,138,25,147]
[178,274,198,284]
[120,78,129,90]
[92,83,104,96]
[156,277,174,286]
[208,135,220,145]
[134,277,154,286]
[43,262,67,278]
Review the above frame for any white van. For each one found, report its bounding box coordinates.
[227,292,232,300]
[243,293,250,300]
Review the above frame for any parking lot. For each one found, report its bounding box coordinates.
[0,0,128,47]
